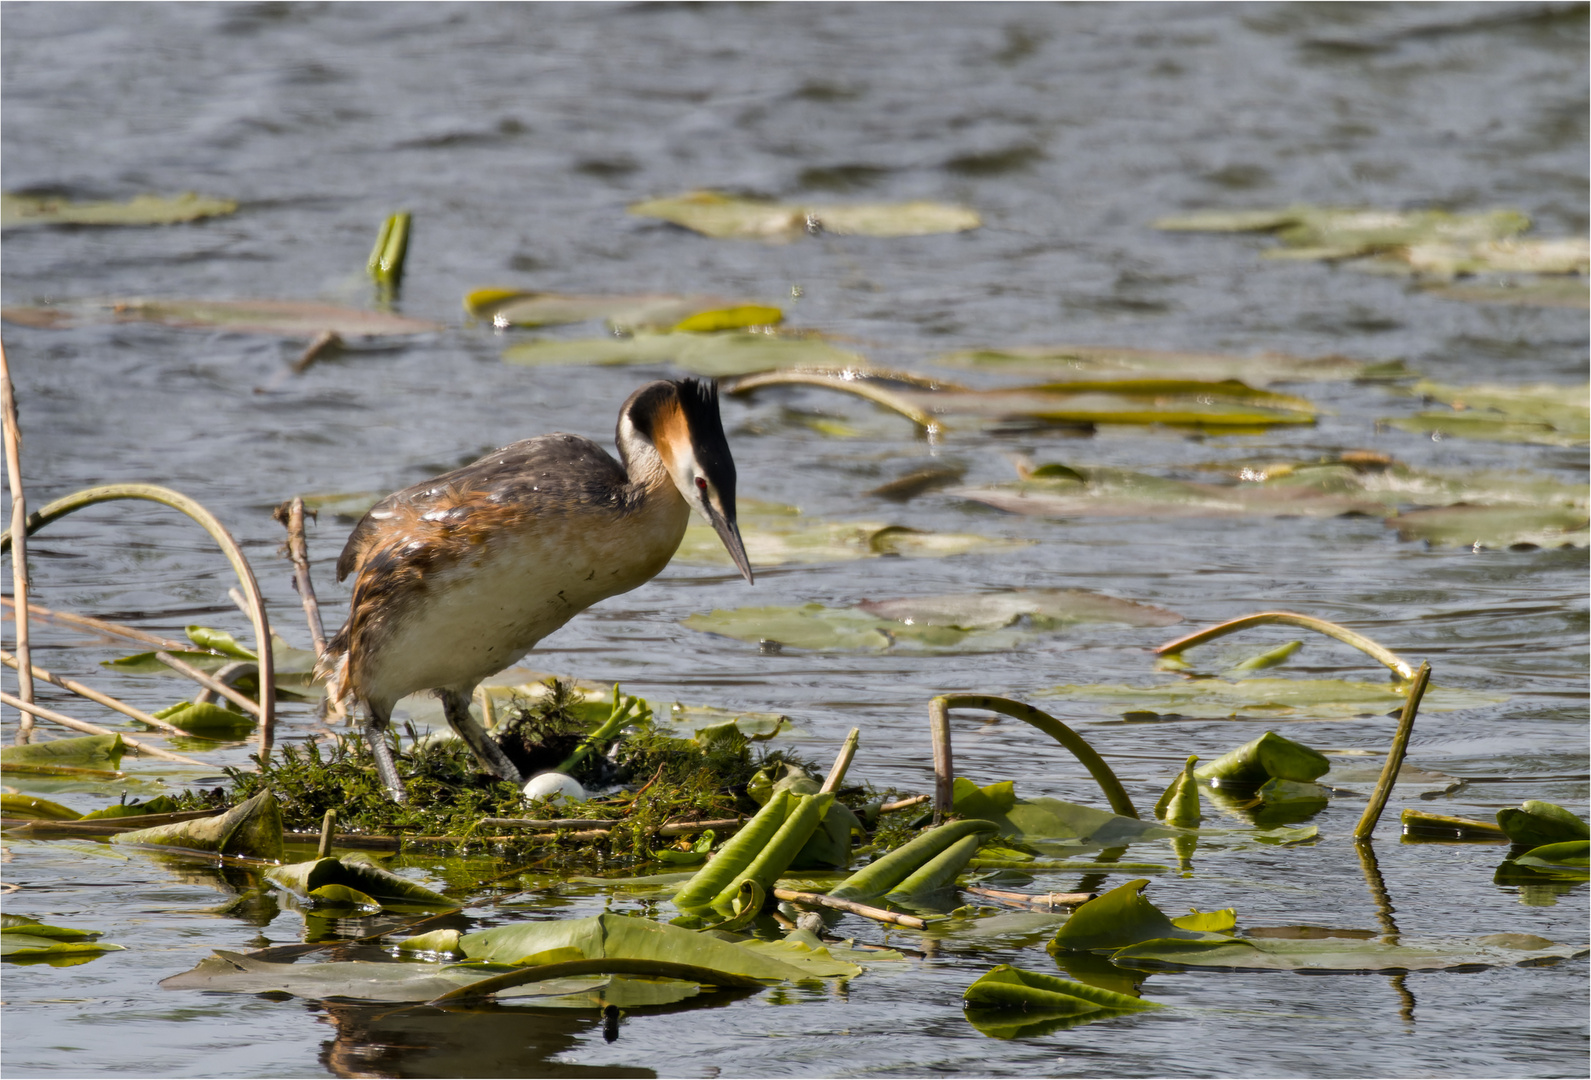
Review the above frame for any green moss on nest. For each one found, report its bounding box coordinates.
[208,681,836,868]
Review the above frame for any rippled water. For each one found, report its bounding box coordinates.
[2,3,1587,1077]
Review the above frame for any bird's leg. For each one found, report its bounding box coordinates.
[363,704,408,804]
[441,688,525,785]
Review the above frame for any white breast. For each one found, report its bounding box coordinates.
[357,490,690,710]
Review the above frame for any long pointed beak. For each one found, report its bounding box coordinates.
[708,506,754,584]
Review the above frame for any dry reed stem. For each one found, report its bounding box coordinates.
[0,690,208,765]
[0,648,187,736]
[1,597,188,650]
[0,339,34,742]
[821,727,860,793]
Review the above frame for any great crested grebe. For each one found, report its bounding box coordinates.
[319,378,753,801]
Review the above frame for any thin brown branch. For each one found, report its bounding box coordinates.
[878,794,931,813]
[0,690,208,766]
[0,339,34,742]
[0,649,187,736]
[0,597,188,651]
[771,887,928,930]
[272,497,327,657]
[964,884,1096,909]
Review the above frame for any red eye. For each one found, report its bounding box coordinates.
[696,476,708,492]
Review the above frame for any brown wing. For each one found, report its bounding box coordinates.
[334,433,629,582]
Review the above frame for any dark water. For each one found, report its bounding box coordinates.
[2,3,1587,1077]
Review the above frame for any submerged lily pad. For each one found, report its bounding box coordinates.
[2,298,441,337]
[675,499,1026,569]
[1390,505,1589,549]
[1387,380,1589,448]
[935,344,1407,387]
[1044,677,1501,721]
[1051,879,1588,973]
[857,589,1181,631]
[1423,277,1589,309]
[1155,205,1531,262]
[504,331,867,376]
[465,289,781,332]
[690,589,1177,653]
[629,190,980,242]
[953,466,1380,521]
[730,369,1319,432]
[2,191,237,228]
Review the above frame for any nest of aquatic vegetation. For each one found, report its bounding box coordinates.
[219,680,832,866]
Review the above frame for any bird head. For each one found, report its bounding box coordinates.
[618,378,754,583]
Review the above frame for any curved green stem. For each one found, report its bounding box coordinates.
[931,694,1139,820]
[1153,611,1414,681]
[1,483,275,750]
[723,369,950,436]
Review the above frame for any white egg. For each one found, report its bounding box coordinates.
[522,772,585,803]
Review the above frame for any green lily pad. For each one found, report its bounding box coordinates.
[0,793,83,820]
[1044,677,1502,721]
[1496,801,1590,847]
[935,344,1408,387]
[451,912,859,980]
[1512,841,1590,880]
[161,949,694,1006]
[963,964,1162,1037]
[1194,732,1331,787]
[2,734,124,771]
[1389,505,1589,549]
[78,796,182,821]
[953,780,1182,854]
[2,914,124,965]
[113,789,283,862]
[2,298,441,337]
[266,854,456,910]
[629,190,980,242]
[1052,880,1588,972]
[151,701,256,738]
[2,191,237,228]
[504,330,866,376]
[464,288,781,332]
[1050,879,1232,953]
[676,499,1027,570]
